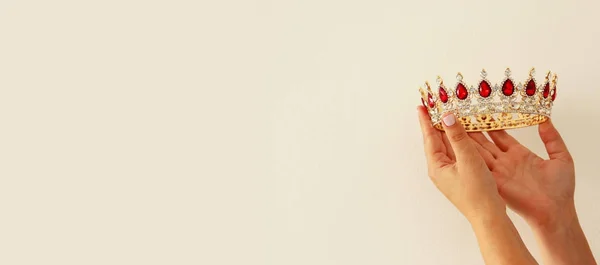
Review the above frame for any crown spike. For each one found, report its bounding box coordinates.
[545,71,551,81]
[436,75,443,85]
[505,68,512,77]
[551,74,558,101]
[480,69,487,78]
[425,81,432,93]
[418,87,427,107]
[456,72,463,82]
[529,67,536,78]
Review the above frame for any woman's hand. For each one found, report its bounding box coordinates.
[468,121,596,265]
[417,106,537,265]
[468,121,575,228]
[417,107,505,221]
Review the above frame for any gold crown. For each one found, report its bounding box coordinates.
[419,68,557,132]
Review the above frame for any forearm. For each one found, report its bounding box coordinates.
[531,204,596,265]
[470,208,537,265]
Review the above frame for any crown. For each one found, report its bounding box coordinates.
[419,68,557,132]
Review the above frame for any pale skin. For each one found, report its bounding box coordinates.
[417,106,596,265]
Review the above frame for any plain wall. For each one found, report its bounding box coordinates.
[0,0,598,264]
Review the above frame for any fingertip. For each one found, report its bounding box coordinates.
[538,118,553,130]
[417,107,431,123]
[538,119,557,138]
[538,118,570,161]
[441,113,457,127]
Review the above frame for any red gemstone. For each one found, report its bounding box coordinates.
[427,93,435,108]
[439,86,448,103]
[525,79,536,96]
[456,83,468,100]
[479,80,491,98]
[421,98,426,107]
[543,82,550,98]
[552,85,557,101]
[502,79,514,96]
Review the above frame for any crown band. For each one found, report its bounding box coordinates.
[419,68,557,132]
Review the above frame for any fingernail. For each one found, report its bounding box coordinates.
[443,114,456,126]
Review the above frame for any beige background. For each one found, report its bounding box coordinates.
[0,0,599,264]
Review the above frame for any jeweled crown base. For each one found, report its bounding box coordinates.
[432,113,548,132]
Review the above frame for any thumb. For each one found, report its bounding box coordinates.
[441,113,479,161]
[538,119,572,162]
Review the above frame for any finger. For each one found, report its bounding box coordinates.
[468,132,502,158]
[487,130,520,152]
[440,113,481,162]
[538,119,573,162]
[473,140,496,170]
[441,133,456,161]
[417,106,450,168]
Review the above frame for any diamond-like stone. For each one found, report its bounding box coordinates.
[481,69,487,78]
[505,68,512,77]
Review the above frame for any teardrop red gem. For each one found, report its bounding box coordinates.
[439,87,448,103]
[525,79,536,96]
[502,79,514,96]
[479,80,491,98]
[552,85,557,101]
[421,98,426,107]
[543,82,550,98]
[456,83,468,100]
[427,93,435,108]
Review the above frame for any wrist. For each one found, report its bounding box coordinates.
[528,202,597,265]
[466,197,507,226]
[529,200,578,234]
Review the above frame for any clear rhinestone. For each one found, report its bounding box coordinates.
[505,68,512,77]
[456,72,463,82]
[470,85,477,94]
[480,69,487,78]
